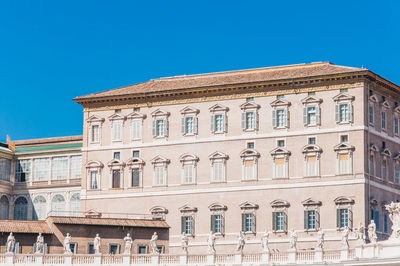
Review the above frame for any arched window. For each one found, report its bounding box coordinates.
[14,197,28,220]
[0,196,9,220]
[32,195,47,220]
[51,194,65,216]
[70,194,80,217]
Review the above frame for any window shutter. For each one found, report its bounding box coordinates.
[335,104,339,123]
[283,109,288,127]
[152,120,156,137]
[44,243,48,254]
[304,210,308,229]
[224,114,228,133]
[336,208,340,228]
[181,216,185,233]
[349,104,353,122]
[252,213,256,233]
[272,212,277,231]
[210,115,215,132]
[181,117,186,134]
[303,107,307,125]
[316,210,320,229]
[211,215,215,233]
[33,243,37,253]
[137,120,142,139]
[14,242,19,254]
[316,105,320,125]
[272,110,276,128]
[241,213,245,232]
[284,212,288,232]
[190,216,195,236]
[241,112,246,129]
[349,209,353,229]
[256,112,259,130]
[221,214,225,235]
[165,119,169,137]
[194,117,198,134]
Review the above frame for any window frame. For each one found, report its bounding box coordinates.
[301,96,322,127]
[179,205,197,237]
[333,92,354,124]
[271,99,291,129]
[209,104,229,134]
[85,160,104,191]
[271,148,291,179]
[239,202,258,235]
[240,149,260,181]
[209,203,227,236]
[302,199,321,231]
[126,111,146,141]
[180,106,200,136]
[209,152,228,183]
[302,145,322,177]
[151,109,170,139]
[151,156,170,187]
[271,200,289,233]
[240,102,260,132]
[334,197,354,230]
[180,154,199,185]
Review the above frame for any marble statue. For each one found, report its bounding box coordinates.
[317,228,324,249]
[63,233,72,254]
[123,233,133,255]
[181,232,189,253]
[150,232,159,254]
[6,233,15,253]
[341,226,349,249]
[207,231,216,254]
[94,234,101,254]
[236,231,245,253]
[357,222,365,244]
[261,231,269,252]
[385,202,400,240]
[368,220,377,244]
[35,233,44,254]
[289,230,298,250]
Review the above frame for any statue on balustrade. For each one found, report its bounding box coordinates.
[123,233,133,255]
[6,233,15,253]
[341,226,349,249]
[35,233,44,254]
[63,233,72,254]
[94,234,101,254]
[207,231,216,254]
[181,232,189,253]
[368,220,377,244]
[289,230,297,250]
[236,231,245,253]
[357,222,365,244]
[385,202,400,240]
[150,232,159,254]
[261,231,269,252]
[316,228,324,250]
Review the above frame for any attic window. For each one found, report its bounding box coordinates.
[246,97,254,102]
[277,95,284,99]
[308,137,316,145]
[340,89,348,93]
[308,92,316,96]
[115,109,121,114]
[369,90,373,97]
[113,152,120,160]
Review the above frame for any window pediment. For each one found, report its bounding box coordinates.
[370,198,378,207]
[87,115,105,123]
[180,106,200,115]
[108,113,125,121]
[369,144,379,153]
[151,109,170,117]
[239,201,259,210]
[240,149,260,158]
[179,154,199,162]
[302,144,322,154]
[334,196,354,205]
[333,93,355,102]
[394,107,400,114]
[270,99,291,108]
[334,143,355,152]
[209,151,229,160]
[393,153,400,160]
[151,155,170,164]
[270,199,290,208]
[208,203,227,211]
[381,100,391,109]
[209,104,229,113]
[84,209,102,218]
[126,112,146,119]
[126,157,145,167]
[369,95,379,103]
[302,198,322,206]
[381,148,392,157]
[85,160,104,169]
[240,101,260,110]
[179,205,198,213]
[150,206,168,215]
[301,96,323,105]
[107,159,125,168]
[270,147,291,157]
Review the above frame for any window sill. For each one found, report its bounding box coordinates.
[183,133,197,137]
[273,126,289,130]
[181,182,196,186]
[111,140,123,143]
[110,187,123,190]
[241,178,258,182]
[273,230,287,234]
[127,186,142,189]
[213,131,226,135]
[88,188,101,191]
[336,121,352,125]
[243,129,257,132]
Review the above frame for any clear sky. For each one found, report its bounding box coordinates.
[1,0,399,142]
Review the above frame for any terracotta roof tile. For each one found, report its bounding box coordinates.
[48,216,169,228]
[75,62,365,101]
[14,135,83,146]
[0,220,52,234]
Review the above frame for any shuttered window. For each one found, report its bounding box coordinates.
[212,161,225,182]
[274,158,286,178]
[154,165,166,185]
[91,125,99,142]
[304,210,319,230]
[132,168,140,187]
[243,160,256,180]
[306,156,318,177]
[241,213,255,233]
[210,214,224,234]
[339,154,351,175]
[183,163,195,184]
[131,119,142,139]
[112,120,122,141]
[181,216,194,235]
[272,211,287,232]
[90,171,98,189]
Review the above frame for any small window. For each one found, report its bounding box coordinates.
[247,142,255,149]
[369,90,373,97]
[277,95,284,99]
[382,96,386,102]
[308,92,316,96]
[381,111,387,130]
[113,152,120,160]
[278,140,285,147]
[88,243,95,254]
[246,97,254,102]
[138,246,147,254]
[340,89,348,93]
[109,244,120,254]
[70,243,78,254]
[340,135,348,143]
[133,107,140,112]
[382,141,386,149]
[132,150,140,158]
[308,137,316,145]
[115,109,121,114]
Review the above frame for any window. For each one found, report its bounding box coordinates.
[271,98,290,129]
[131,119,142,140]
[14,197,28,220]
[112,120,122,141]
[156,119,165,137]
[245,112,255,130]
[308,92,316,96]
[338,208,349,228]
[132,168,140,187]
[240,149,260,181]
[88,243,95,254]
[138,246,147,254]
[340,135,348,143]
[240,101,260,131]
[69,243,78,254]
[112,170,121,188]
[90,171,99,189]
[278,140,285,147]
[381,158,388,179]
[369,105,374,124]
[127,157,144,188]
[305,210,316,230]
[383,213,389,233]
[339,154,351,174]
[395,162,400,184]
[51,194,66,216]
[32,196,47,220]
[381,111,387,130]
[274,158,287,178]
[273,211,287,231]
[70,193,80,217]
[209,152,228,183]
[0,196,9,220]
[339,104,350,122]
[113,152,120,160]
[210,104,229,134]
[181,216,194,235]
[180,154,199,184]
[211,214,223,234]
[152,109,169,138]
[154,166,166,186]
[109,244,120,255]
[70,155,82,179]
[303,145,322,177]
[340,89,348,93]
[277,95,284,99]
[335,197,354,229]
[0,159,11,181]
[304,106,319,126]
[276,110,286,127]
[242,213,255,233]
[247,97,254,102]
[91,125,99,142]
[305,156,318,176]
[308,137,316,145]
[215,115,225,133]
[52,156,68,180]
[15,159,31,182]
[133,107,140,112]
[33,158,50,181]
[181,114,198,135]
[395,117,400,136]
[335,143,354,175]
[132,150,140,158]
[247,142,254,149]
[371,209,380,231]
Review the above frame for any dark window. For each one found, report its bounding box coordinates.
[132,150,140,158]
[340,89,348,93]
[157,246,164,254]
[247,142,254,149]
[382,141,386,150]
[278,140,285,147]
[382,96,386,102]
[138,246,147,254]
[109,244,120,254]
[369,90,373,97]
[308,137,316,145]
[70,243,77,254]
[246,97,254,102]
[132,169,140,187]
[113,152,120,160]
[341,135,348,143]
[112,170,120,188]
[88,243,94,254]
[133,107,140,112]
[308,92,316,96]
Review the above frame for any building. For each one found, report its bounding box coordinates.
[72,62,400,253]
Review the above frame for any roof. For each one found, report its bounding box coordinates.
[14,135,82,146]
[75,62,365,101]
[12,135,83,153]
[48,216,169,228]
[0,220,52,234]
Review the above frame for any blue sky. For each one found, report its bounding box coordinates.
[0,0,399,142]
